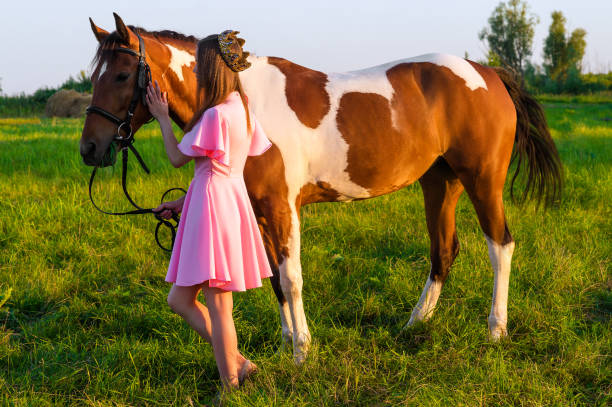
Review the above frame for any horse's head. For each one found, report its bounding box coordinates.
[80,13,153,166]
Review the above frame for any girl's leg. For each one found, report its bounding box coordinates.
[167,284,214,343]
[202,285,239,389]
[167,283,249,383]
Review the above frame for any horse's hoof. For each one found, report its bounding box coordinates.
[403,311,429,331]
[292,334,310,365]
[293,351,307,365]
[488,325,508,341]
[403,316,419,330]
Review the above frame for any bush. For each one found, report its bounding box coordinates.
[0,94,47,117]
[581,72,612,92]
[524,67,612,95]
[60,70,92,94]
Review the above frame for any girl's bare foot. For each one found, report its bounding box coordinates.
[236,352,247,367]
[238,359,258,385]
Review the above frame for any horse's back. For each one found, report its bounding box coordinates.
[324,54,515,198]
[245,54,516,203]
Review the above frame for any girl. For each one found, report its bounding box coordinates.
[145,30,273,391]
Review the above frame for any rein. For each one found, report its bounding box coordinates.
[86,31,185,252]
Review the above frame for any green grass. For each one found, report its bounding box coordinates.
[0,102,610,405]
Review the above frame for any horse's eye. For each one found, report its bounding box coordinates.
[116,72,130,82]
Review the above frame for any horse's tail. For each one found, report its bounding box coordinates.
[493,67,563,207]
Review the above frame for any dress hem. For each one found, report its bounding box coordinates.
[164,277,267,292]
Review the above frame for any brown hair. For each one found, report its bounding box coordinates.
[183,34,251,134]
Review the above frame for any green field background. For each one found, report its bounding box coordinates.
[0,101,610,405]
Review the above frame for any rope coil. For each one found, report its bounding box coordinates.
[88,145,186,252]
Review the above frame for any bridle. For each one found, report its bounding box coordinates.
[86,31,153,165]
[85,31,185,252]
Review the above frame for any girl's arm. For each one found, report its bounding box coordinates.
[146,81,192,168]
[157,115,192,168]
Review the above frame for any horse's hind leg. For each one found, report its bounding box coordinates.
[484,222,514,340]
[406,158,464,327]
[451,160,515,341]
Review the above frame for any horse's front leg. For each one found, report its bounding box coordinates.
[255,212,295,354]
[248,192,309,361]
[278,205,311,364]
[244,151,311,363]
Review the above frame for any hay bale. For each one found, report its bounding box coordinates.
[45,89,92,118]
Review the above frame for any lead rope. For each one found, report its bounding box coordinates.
[88,140,186,252]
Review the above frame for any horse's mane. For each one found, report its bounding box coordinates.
[91,26,198,69]
[133,26,199,44]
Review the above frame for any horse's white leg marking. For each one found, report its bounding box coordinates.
[278,207,311,364]
[405,271,443,328]
[278,300,293,350]
[485,234,515,340]
[166,44,195,82]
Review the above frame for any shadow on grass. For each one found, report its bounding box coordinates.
[584,284,612,325]
[394,322,434,354]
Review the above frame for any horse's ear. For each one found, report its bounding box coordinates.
[89,17,109,43]
[113,12,131,44]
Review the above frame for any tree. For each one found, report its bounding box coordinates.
[542,11,566,80]
[479,0,539,74]
[543,11,586,82]
[567,28,586,72]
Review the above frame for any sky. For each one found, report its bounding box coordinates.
[0,0,610,95]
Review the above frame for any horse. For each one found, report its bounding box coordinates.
[80,14,562,364]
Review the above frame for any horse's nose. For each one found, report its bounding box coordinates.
[80,141,95,157]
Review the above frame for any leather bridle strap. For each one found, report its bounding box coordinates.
[85,106,123,126]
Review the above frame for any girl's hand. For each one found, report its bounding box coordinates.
[153,197,184,219]
[145,80,169,121]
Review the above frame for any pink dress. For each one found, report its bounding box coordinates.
[165,91,273,291]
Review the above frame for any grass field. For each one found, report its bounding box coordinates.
[0,100,610,406]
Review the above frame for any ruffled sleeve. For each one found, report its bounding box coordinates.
[178,107,230,167]
[248,114,273,156]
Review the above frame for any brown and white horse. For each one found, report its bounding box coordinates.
[81,14,562,363]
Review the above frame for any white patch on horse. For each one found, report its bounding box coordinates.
[327,66,395,99]
[166,44,195,82]
[352,53,488,91]
[485,234,514,340]
[98,61,108,79]
[239,55,372,206]
[405,274,443,327]
[326,66,402,141]
[408,53,487,91]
